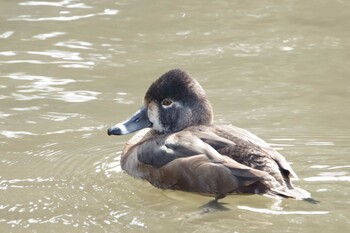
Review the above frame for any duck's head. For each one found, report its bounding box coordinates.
[108,69,213,135]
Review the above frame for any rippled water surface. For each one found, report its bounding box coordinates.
[1,0,350,232]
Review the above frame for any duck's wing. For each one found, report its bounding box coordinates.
[157,153,271,196]
[211,125,299,180]
[136,130,235,166]
[135,130,270,185]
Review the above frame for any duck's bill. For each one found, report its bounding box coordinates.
[107,106,152,136]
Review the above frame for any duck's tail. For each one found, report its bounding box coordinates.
[267,186,319,203]
[257,170,317,202]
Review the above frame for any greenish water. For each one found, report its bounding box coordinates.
[1,0,349,232]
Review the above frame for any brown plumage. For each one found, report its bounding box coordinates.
[108,69,311,200]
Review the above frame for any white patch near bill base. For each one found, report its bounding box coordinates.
[114,122,129,134]
[148,103,164,132]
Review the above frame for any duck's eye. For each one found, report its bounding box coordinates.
[161,99,173,107]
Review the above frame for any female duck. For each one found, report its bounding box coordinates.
[108,69,311,200]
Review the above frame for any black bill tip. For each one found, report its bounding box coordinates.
[107,126,122,136]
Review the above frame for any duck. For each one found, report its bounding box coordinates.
[107,69,311,201]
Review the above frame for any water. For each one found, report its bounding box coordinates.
[1,0,349,232]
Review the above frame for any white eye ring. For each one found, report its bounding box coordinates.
[161,99,173,107]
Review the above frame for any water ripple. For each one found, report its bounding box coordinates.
[0,48,96,68]
[11,106,41,111]
[0,31,14,39]
[27,50,83,60]
[0,60,94,68]
[10,8,118,22]
[0,130,37,138]
[32,32,66,40]
[0,177,58,190]
[305,166,350,182]
[19,0,92,8]
[6,73,75,94]
[113,92,135,105]
[11,93,44,101]
[94,151,122,177]
[53,90,100,102]
[45,125,104,135]
[55,40,93,50]
[2,73,101,102]
[0,112,13,119]
[305,141,335,146]
[237,206,329,215]
[0,51,16,56]
[40,112,83,121]
[304,176,350,182]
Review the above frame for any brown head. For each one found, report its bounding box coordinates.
[108,69,213,135]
